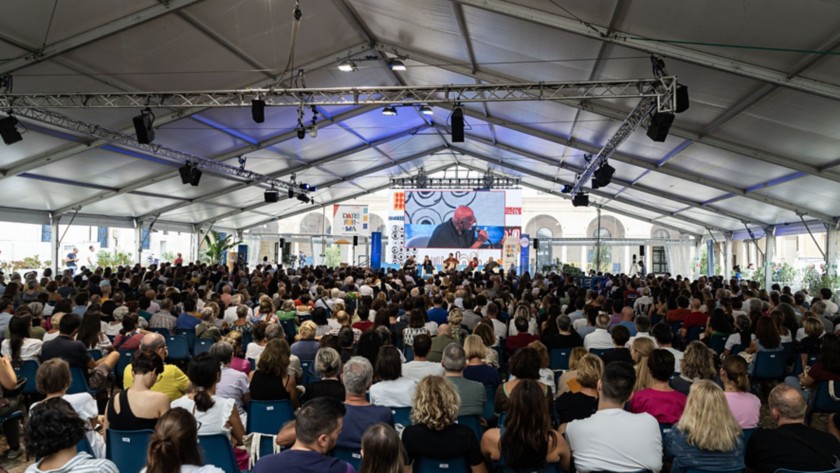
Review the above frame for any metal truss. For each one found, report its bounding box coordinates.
[390,176,521,189]
[0,77,678,111]
[12,108,301,191]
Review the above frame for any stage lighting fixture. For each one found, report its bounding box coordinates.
[382,105,398,116]
[591,163,615,189]
[387,58,406,71]
[296,125,306,140]
[297,193,310,203]
[188,166,202,187]
[338,60,357,72]
[132,107,155,144]
[178,163,193,185]
[419,105,434,115]
[0,116,23,145]
[560,184,572,194]
[264,188,279,203]
[451,106,464,142]
[288,188,295,199]
[299,183,317,192]
[646,112,675,142]
[308,125,317,138]
[251,99,265,123]
[572,193,589,207]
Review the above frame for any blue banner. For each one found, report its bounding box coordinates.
[371,232,382,270]
[520,233,530,275]
[237,244,248,266]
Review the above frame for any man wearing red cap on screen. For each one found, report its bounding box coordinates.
[427,205,489,249]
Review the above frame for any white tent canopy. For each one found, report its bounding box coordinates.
[1,0,839,244]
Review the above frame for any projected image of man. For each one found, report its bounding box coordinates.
[427,205,488,248]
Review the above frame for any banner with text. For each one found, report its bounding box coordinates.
[333,205,370,236]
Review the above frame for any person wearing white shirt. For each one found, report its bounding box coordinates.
[566,362,662,473]
[583,313,614,351]
[368,346,417,408]
[401,334,445,382]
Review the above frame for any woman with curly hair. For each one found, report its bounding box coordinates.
[145,407,224,473]
[671,341,718,395]
[482,379,570,471]
[24,397,118,473]
[401,376,488,473]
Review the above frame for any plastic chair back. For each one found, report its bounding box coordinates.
[300,360,319,385]
[194,338,214,356]
[279,319,297,342]
[333,447,363,471]
[549,348,571,370]
[13,360,39,395]
[77,434,95,456]
[174,329,197,353]
[753,351,786,380]
[390,406,412,427]
[709,334,727,355]
[742,428,756,446]
[67,365,95,395]
[247,400,295,434]
[199,433,241,473]
[589,347,613,358]
[165,334,191,362]
[116,349,135,381]
[456,415,483,442]
[106,429,154,473]
[414,456,468,473]
[88,349,104,361]
[404,345,415,362]
[685,326,703,343]
[248,358,256,371]
[807,381,840,423]
[483,384,497,423]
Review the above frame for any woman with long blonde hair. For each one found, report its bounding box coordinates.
[630,337,656,392]
[665,380,743,473]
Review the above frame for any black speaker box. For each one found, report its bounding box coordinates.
[533,238,539,249]
[353,236,359,246]
[639,245,645,257]
[646,113,674,142]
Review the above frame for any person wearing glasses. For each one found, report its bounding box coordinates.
[427,206,489,249]
[123,333,190,402]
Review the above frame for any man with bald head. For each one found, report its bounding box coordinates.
[746,384,840,473]
[427,205,489,248]
[122,332,190,401]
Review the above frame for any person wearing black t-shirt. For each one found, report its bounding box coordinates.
[600,325,634,366]
[555,354,602,427]
[746,384,840,473]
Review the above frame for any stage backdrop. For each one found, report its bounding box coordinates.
[388,189,521,270]
[333,205,370,236]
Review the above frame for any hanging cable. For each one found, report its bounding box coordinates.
[277,0,303,85]
[800,215,827,261]
[40,0,60,52]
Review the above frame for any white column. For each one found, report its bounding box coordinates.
[134,220,143,265]
[827,226,840,276]
[581,245,587,270]
[764,227,776,289]
[624,245,630,274]
[561,245,568,265]
[694,237,704,280]
[50,215,59,275]
[724,233,733,280]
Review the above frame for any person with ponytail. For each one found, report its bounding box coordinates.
[171,352,246,460]
[142,407,224,473]
[2,314,42,364]
[104,350,170,431]
[720,355,760,429]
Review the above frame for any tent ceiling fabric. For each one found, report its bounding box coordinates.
[1,0,839,235]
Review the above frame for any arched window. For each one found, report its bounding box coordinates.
[536,227,553,271]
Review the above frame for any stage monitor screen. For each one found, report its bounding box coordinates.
[404,190,509,249]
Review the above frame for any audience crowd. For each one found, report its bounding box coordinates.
[1,259,840,473]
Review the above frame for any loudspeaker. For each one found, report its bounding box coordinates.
[264,189,279,203]
[646,112,674,142]
[133,110,155,144]
[353,236,358,246]
[675,85,690,113]
[0,116,22,145]
[451,107,464,143]
[533,238,539,249]
[572,193,589,207]
[639,245,645,257]
[251,99,265,123]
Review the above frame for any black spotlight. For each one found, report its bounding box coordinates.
[179,163,193,184]
[0,116,23,145]
[288,187,295,199]
[675,84,690,113]
[133,108,155,144]
[572,193,590,207]
[296,125,306,140]
[264,188,279,203]
[647,112,675,142]
[591,163,615,189]
[451,106,464,143]
[297,193,310,204]
[299,183,317,192]
[189,166,202,187]
[252,99,266,123]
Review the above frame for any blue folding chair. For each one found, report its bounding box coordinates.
[807,381,840,424]
[116,349,135,382]
[589,347,613,358]
[67,365,101,395]
[13,360,39,395]
[247,400,295,458]
[333,446,363,471]
[279,319,298,342]
[88,349,104,361]
[199,433,241,473]
[390,406,412,427]
[174,329,197,354]
[685,326,703,343]
[165,334,191,362]
[248,358,256,371]
[709,334,728,355]
[752,351,787,381]
[549,348,571,371]
[483,384,497,423]
[300,360,319,385]
[77,434,95,456]
[194,338,214,356]
[456,415,483,442]
[404,345,415,362]
[106,429,154,473]
[149,327,171,336]
[414,456,468,473]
